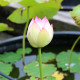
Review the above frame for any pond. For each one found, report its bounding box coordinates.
[6,45,80,80]
[0,32,80,80]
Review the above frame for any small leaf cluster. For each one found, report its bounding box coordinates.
[0,47,32,63]
[0,47,32,80]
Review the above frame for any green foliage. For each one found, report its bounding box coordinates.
[27,76,37,80]
[8,0,63,23]
[0,62,12,75]
[16,47,32,55]
[19,0,39,7]
[0,0,9,6]
[37,52,56,63]
[29,1,59,19]
[27,76,56,80]
[23,61,57,78]
[0,47,32,63]
[45,76,56,80]
[0,62,12,80]
[8,8,27,24]
[0,52,21,63]
[0,76,9,80]
[0,23,14,32]
[70,4,80,27]
[0,0,22,6]
[56,50,80,73]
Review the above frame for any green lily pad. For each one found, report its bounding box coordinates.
[0,52,21,63]
[56,50,80,73]
[37,52,56,63]
[23,61,57,78]
[45,76,56,80]
[27,76,37,80]
[27,76,56,80]
[16,47,32,55]
[0,76,9,80]
[0,62,12,75]
[0,23,14,32]
[0,0,9,6]
[0,62,12,80]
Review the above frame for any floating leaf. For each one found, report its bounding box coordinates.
[27,76,37,80]
[8,0,63,23]
[23,61,57,78]
[0,76,9,80]
[0,23,14,32]
[0,62,12,75]
[70,4,80,27]
[37,52,56,63]
[27,76,56,80]
[45,76,56,80]
[16,47,32,55]
[25,47,32,54]
[0,52,21,63]
[56,50,80,73]
[0,62,12,80]
[52,71,64,80]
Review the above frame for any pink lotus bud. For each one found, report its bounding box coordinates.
[27,16,54,48]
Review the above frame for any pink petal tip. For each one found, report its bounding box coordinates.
[51,24,53,28]
[42,16,48,23]
[35,16,39,20]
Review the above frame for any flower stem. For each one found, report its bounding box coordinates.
[68,36,80,70]
[38,48,43,80]
[22,7,29,63]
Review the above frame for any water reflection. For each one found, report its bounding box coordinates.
[10,64,19,78]
[10,55,36,80]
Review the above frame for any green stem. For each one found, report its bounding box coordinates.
[22,7,29,63]
[68,36,80,70]
[38,48,43,80]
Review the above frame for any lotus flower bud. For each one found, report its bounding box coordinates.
[27,16,53,48]
[70,5,80,27]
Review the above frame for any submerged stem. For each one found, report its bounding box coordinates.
[38,48,43,80]
[68,36,80,70]
[22,7,29,63]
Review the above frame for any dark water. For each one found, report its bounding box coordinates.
[9,45,80,80]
